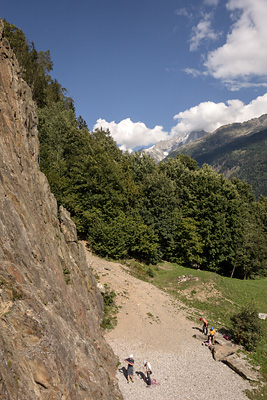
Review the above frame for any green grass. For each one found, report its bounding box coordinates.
[121,259,157,281]
[127,261,267,398]
[153,263,267,324]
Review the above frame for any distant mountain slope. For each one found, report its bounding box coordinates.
[141,129,207,162]
[166,114,267,198]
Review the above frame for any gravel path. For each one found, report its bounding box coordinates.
[109,339,250,400]
[85,248,251,400]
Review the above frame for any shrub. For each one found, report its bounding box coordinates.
[147,267,154,278]
[100,286,118,330]
[230,305,262,351]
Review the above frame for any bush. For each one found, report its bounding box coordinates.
[100,286,118,330]
[147,267,154,278]
[230,305,262,351]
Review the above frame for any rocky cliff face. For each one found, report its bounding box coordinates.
[0,19,122,400]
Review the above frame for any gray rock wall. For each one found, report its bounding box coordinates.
[0,19,122,400]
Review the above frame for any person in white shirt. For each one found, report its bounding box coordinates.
[143,360,152,386]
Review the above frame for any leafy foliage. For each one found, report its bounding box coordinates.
[5,20,267,279]
[100,285,118,330]
[230,305,262,351]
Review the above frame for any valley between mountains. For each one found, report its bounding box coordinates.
[84,244,251,400]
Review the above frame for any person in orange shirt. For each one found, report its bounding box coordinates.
[200,317,208,335]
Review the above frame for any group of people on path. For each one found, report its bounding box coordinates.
[124,355,152,386]
[123,318,215,389]
[200,317,216,345]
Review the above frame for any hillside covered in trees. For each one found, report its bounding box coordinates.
[166,115,267,199]
[4,20,267,280]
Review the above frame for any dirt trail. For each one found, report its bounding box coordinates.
[84,246,251,400]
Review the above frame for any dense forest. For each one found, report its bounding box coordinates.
[4,20,267,280]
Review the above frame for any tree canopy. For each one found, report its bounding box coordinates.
[5,20,267,279]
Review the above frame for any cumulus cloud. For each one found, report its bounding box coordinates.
[204,0,267,87]
[171,92,267,136]
[93,94,267,150]
[93,118,171,151]
[190,13,218,51]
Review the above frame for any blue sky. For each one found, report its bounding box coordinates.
[2,0,267,150]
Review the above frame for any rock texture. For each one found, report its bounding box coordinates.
[223,354,259,381]
[193,332,260,382]
[0,19,122,400]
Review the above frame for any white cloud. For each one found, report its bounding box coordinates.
[93,118,171,151]
[171,92,267,136]
[204,0,219,6]
[94,94,267,150]
[190,14,218,51]
[190,13,218,51]
[204,0,267,87]
[175,8,192,18]
[183,67,203,77]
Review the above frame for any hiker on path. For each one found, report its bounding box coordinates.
[124,354,135,383]
[200,317,208,335]
[208,327,216,345]
[143,360,152,386]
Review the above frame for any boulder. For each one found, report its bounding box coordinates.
[97,282,106,294]
[214,332,234,346]
[212,344,239,361]
[193,333,206,342]
[193,327,260,381]
[222,354,260,381]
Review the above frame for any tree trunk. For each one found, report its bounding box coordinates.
[230,264,236,278]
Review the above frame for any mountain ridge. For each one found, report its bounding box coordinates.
[141,129,207,162]
[165,114,267,197]
[167,114,267,159]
